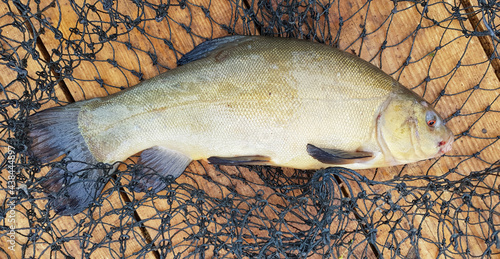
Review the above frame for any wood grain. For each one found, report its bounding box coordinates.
[325,0,500,257]
[3,0,498,258]
[27,0,251,257]
[0,3,72,258]
[32,0,246,101]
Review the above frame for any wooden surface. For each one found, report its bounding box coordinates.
[0,3,72,259]
[1,0,499,258]
[326,0,500,258]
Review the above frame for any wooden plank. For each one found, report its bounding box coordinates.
[0,2,153,258]
[135,161,377,258]
[324,0,500,258]
[28,0,251,257]
[0,3,73,258]
[8,0,498,258]
[247,1,381,257]
[461,0,500,79]
[331,0,499,173]
[33,0,244,101]
[103,1,255,257]
[0,1,151,258]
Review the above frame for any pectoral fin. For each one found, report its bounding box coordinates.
[207,155,271,166]
[132,146,192,192]
[306,144,373,165]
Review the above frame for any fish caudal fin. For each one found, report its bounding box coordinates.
[29,102,107,215]
[131,146,192,193]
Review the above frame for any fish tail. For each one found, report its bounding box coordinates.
[29,101,106,215]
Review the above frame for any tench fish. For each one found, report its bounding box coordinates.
[29,35,454,215]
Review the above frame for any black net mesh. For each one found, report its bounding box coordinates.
[1,0,500,258]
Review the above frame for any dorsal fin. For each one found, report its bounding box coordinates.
[177,35,248,65]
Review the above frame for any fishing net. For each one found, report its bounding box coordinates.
[1,0,499,258]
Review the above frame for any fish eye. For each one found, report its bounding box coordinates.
[425,111,438,128]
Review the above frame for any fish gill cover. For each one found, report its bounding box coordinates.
[0,0,499,258]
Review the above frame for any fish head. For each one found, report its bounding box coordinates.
[377,90,454,165]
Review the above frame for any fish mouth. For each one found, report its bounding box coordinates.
[438,135,454,154]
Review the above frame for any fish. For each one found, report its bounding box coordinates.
[29,35,454,215]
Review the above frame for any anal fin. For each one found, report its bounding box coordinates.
[208,155,271,166]
[307,144,373,165]
[132,146,192,192]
